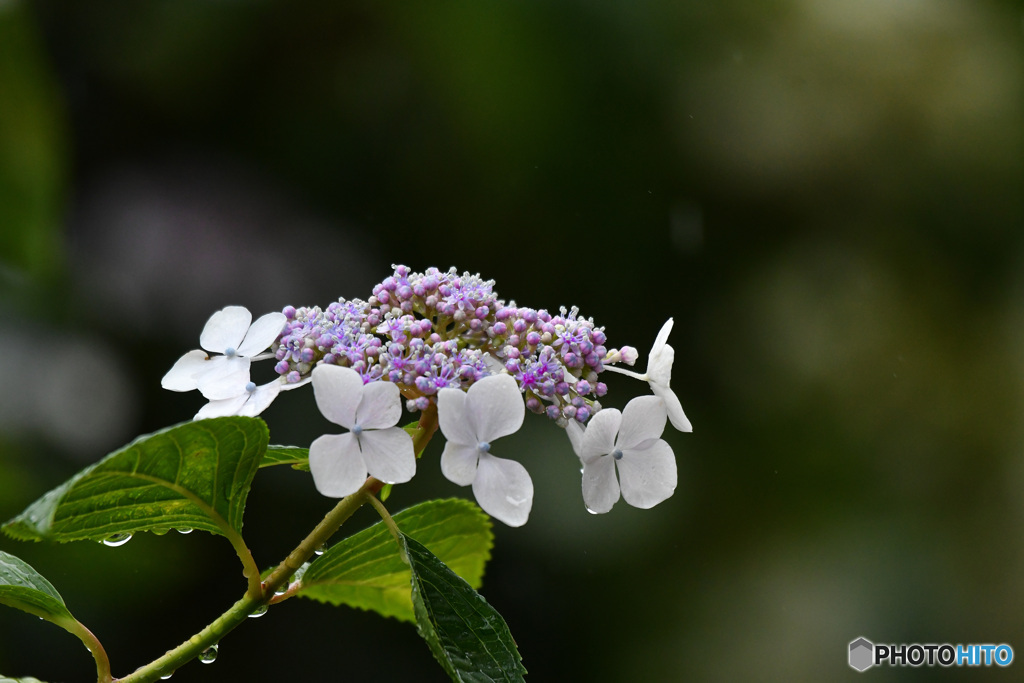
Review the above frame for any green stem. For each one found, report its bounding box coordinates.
[59,617,112,683]
[115,405,442,682]
[366,494,402,544]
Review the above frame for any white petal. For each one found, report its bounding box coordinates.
[581,455,620,514]
[647,341,674,387]
[465,374,524,442]
[616,395,667,451]
[617,439,677,509]
[440,442,480,486]
[355,380,402,429]
[196,357,251,399]
[437,387,476,446]
[360,427,416,484]
[308,433,366,498]
[580,408,620,462]
[311,365,362,429]
[161,350,209,391]
[194,393,250,420]
[199,306,251,353]
[651,383,692,432]
[472,454,533,527]
[565,419,585,457]
[237,381,283,417]
[236,312,287,357]
[651,318,674,354]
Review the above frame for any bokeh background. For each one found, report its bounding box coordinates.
[2,0,1024,680]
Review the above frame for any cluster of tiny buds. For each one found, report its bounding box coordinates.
[268,265,634,425]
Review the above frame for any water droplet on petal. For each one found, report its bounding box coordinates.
[102,533,133,547]
[176,527,193,535]
[585,506,600,515]
[248,604,268,618]
[199,643,219,664]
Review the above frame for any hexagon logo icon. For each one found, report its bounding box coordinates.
[849,637,874,672]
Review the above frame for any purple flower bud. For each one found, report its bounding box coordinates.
[300,348,316,363]
[523,309,538,324]
[475,306,489,319]
[287,371,301,383]
[575,407,591,422]
[576,380,592,395]
[562,405,577,419]
[415,397,431,411]
[509,334,520,346]
[283,306,296,319]
[526,331,541,346]
[595,382,608,397]
[545,405,561,420]
[526,396,542,413]
[275,360,290,375]
[492,321,507,335]
[513,320,527,334]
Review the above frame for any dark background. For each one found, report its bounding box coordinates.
[2,1,1024,680]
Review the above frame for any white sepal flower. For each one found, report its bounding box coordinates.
[602,318,692,432]
[437,374,531,527]
[193,376,310,420]
[308,365,415,498]
[578,395,677,513]
[161,306,286,399]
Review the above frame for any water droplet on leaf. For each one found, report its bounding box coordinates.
[199,643,218,664]
[176,527,193,535]
[102,533,133,547]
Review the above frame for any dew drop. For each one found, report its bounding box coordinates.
[160,673,173,680]
[274,585,289,597]
[102,533,133,547]
[585,506,599,515]
[314,544,326,556]
[176,527,193,535]
[199,643,218,664]
[248,604,268,618]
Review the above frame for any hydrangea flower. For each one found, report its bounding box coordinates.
[603,318,692,432]
[308,365,416,497]
[437,374,532,527]
[193,376,309,420]
[575,395,677,513]
[162,306,286,399]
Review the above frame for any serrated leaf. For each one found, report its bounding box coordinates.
[404,534,525,682]
[3,417,268,543]
[0,550,73,626]
[260,445,309,471]
[298,499,492,622]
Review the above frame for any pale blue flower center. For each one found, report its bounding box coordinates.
[477,441,491,453]
[245,382,257,393]
[224,347,237,357]
[612,448,623,460]
[352,424,363,437]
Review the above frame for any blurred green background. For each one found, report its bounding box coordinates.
[2,0,1024,680]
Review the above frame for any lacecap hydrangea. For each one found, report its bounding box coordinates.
[162,265,692,526]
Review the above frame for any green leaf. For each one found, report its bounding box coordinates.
[0,676,49,683]
[298,499,492,622]
[3,417,268,543]
[260,445,309,471]
[0,550,74,626]
[404,534,526,682]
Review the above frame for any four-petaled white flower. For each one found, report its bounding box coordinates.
[602,318,692,432]
[437,374,532,527]
[162,306,287,399]
[576,395,677,513]
[308,365,416,498]
[194,376,310,420]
